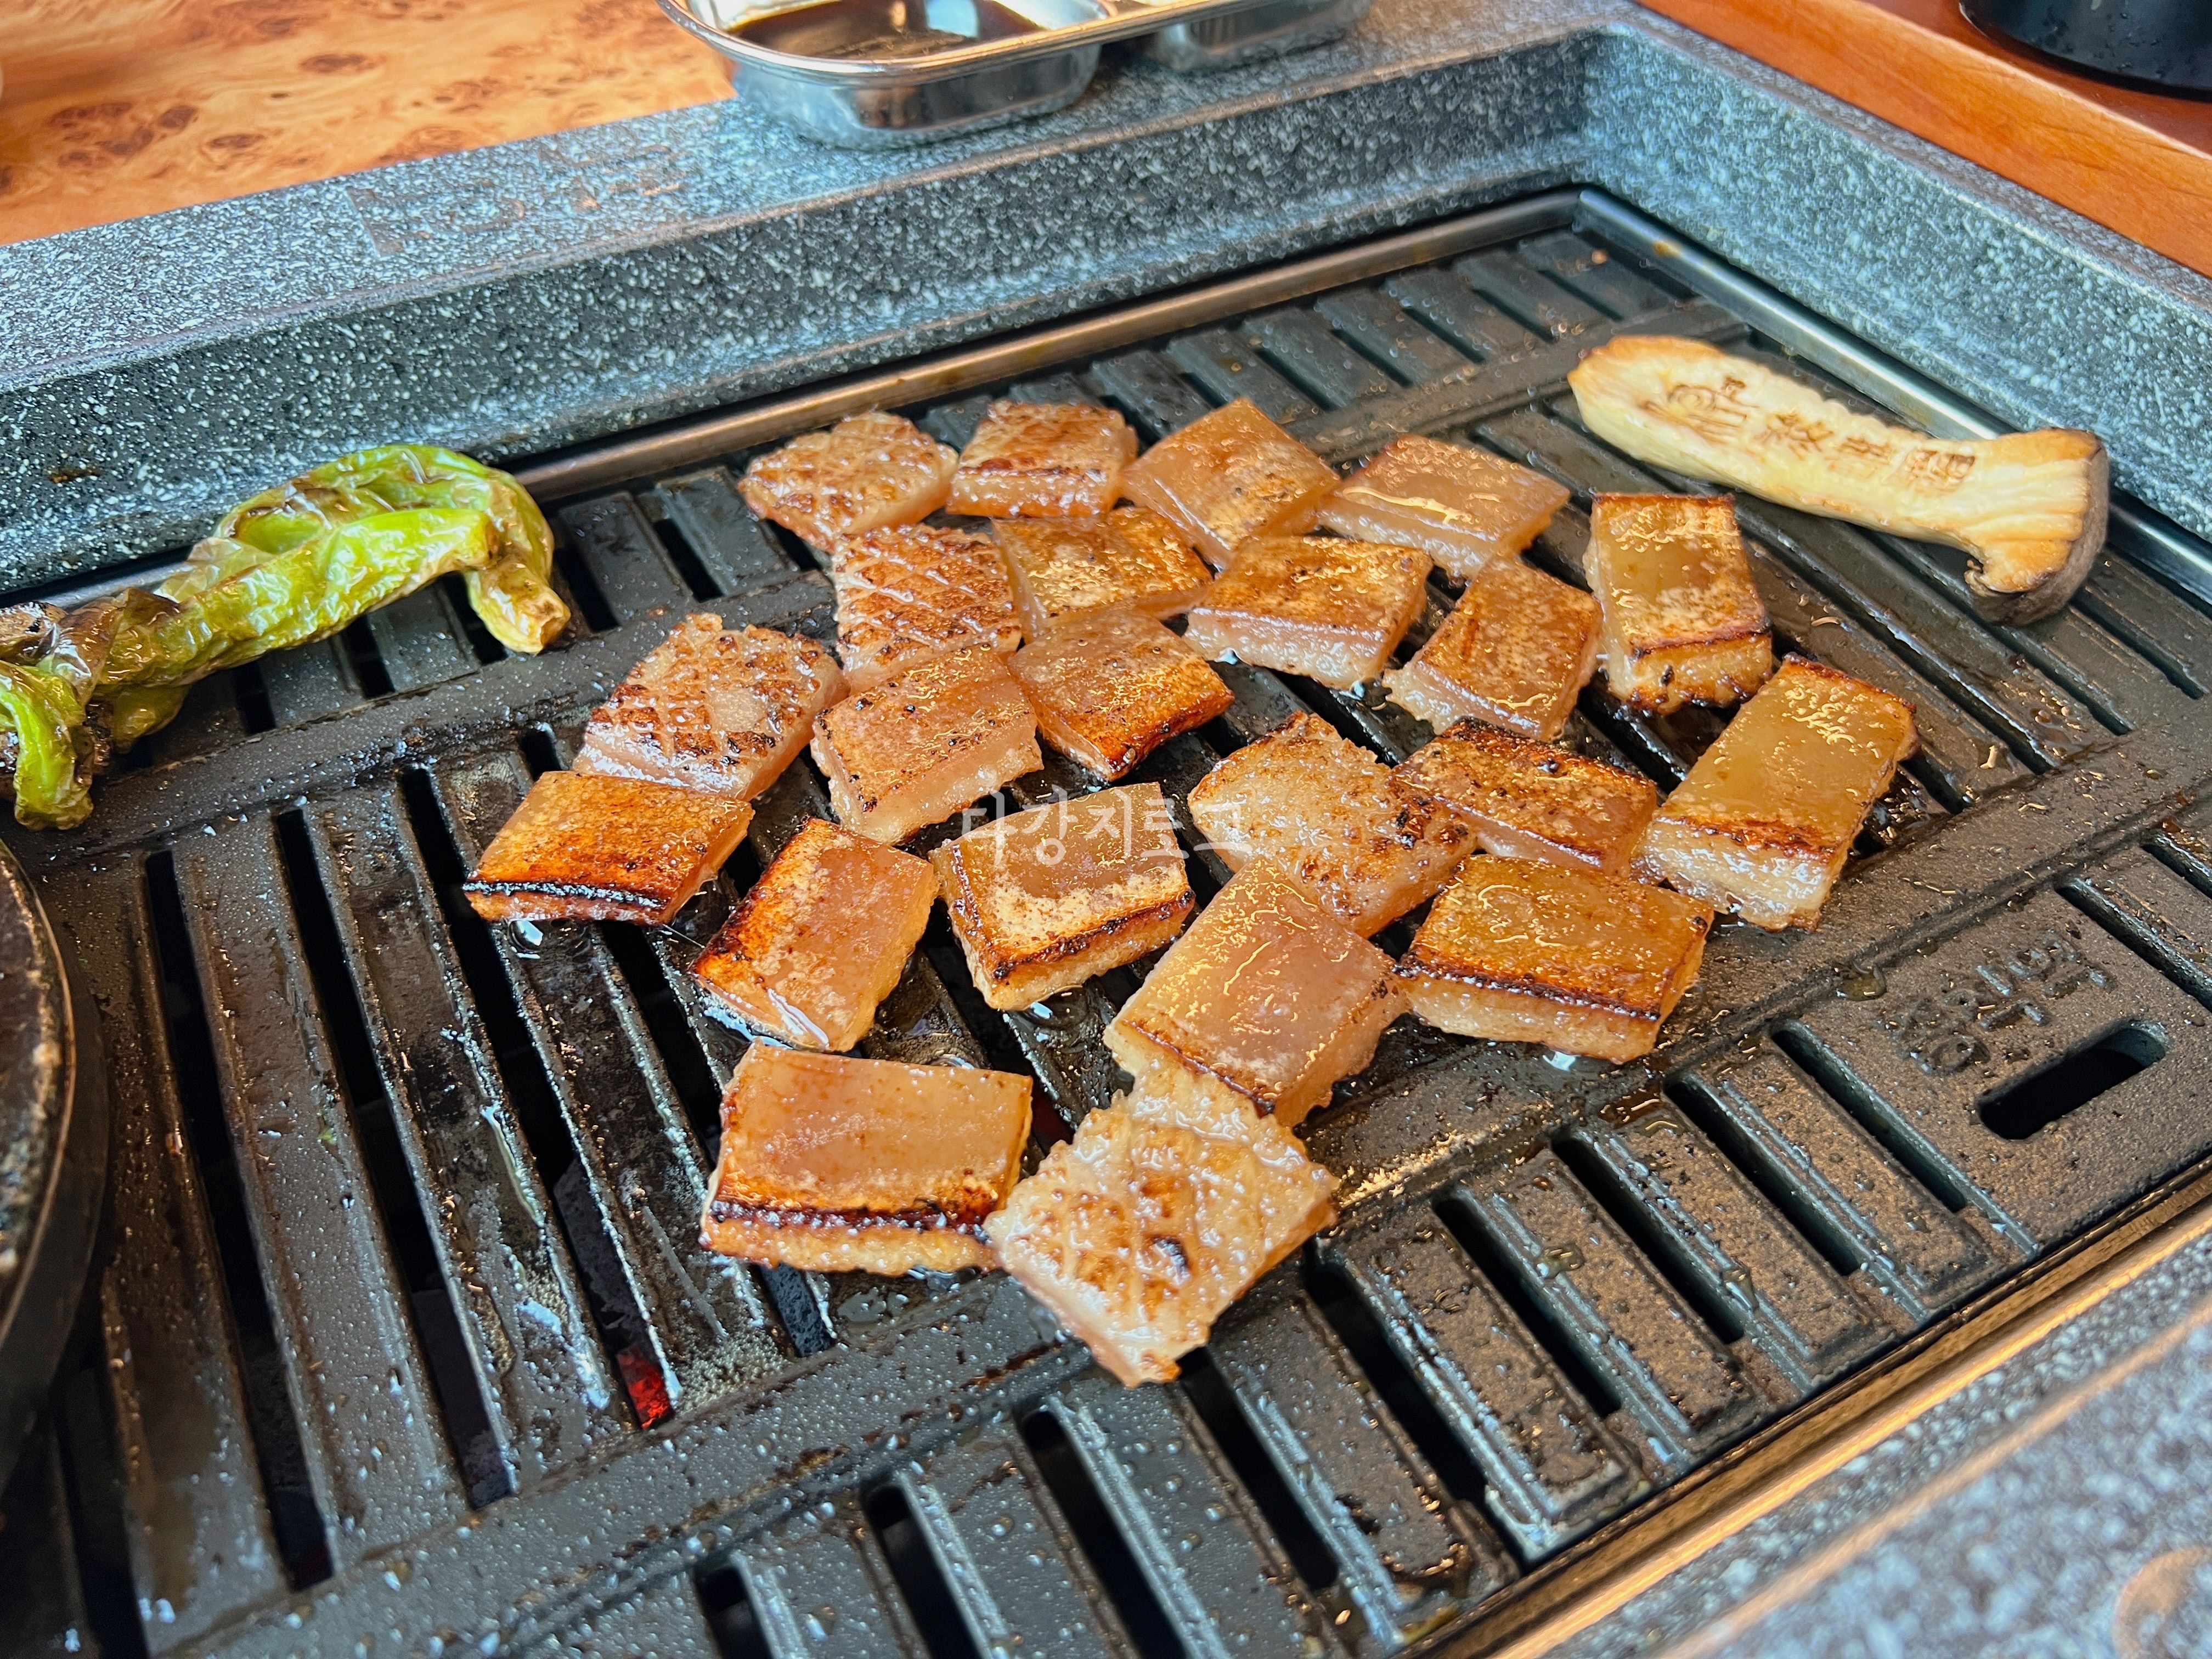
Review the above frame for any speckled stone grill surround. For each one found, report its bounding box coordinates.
[3,0,2209,593]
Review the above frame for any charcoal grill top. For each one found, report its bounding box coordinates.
[8,190,2212,1659]
[3,0,2211,599]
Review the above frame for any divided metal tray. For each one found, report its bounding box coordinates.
[657,0,1374,145]
[9,188,2212,1658]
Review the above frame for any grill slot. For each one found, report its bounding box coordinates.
[269,806,511,1505]
[309,782,629,1489]
[18,192,2212,1655]
[431,751,790,1408]
[38,865,290,1643]
[1668,1048,2008,1327]
[169,817,472,1558]
[1977,1023,2166,1141]
[141,850,340,1592]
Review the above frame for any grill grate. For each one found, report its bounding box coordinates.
[9,188,2212,1658]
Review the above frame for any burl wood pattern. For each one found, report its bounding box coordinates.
[0,0,734,245]
[1641,0,2212,279]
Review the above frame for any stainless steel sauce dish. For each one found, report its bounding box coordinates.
[656,0,1375,146]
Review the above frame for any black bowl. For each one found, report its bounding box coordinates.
[1963,0,2212,93]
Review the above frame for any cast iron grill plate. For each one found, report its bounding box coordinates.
[8,188,2212,1659]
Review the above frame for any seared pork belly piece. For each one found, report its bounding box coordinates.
[1383,555,1599,741]
[1635,656,1917,930]
[573,614,844,799]
[933,781,1193,1010]
[1009,610,1233,781]
[701,1046,1030,1275]
[738,411,957,548]
[993,507,1211,640]
[1397,856,1713,1062]
[693,819,937,1050]
[1122,398,1339,569]
[1186,712,1471,935]
[826,524,1023,692]
[1569,335,2108,623]
[1105,858,1403,1129]
[986,1086,1338,1386]
[1184,535,1432,690]
[810,646,1043,844]
[1319,435,1570,580]
[949,400,1138,519]
[1585,493,1774,714]
[1394,721,1658,874]
[464,770,752,926]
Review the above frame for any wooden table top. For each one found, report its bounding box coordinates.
[0,0,733,246]
[1640,0,2212,278]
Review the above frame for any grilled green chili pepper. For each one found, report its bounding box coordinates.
[0,443,568,828]
[221,445,567,654]
[103,507,499,687]
[0,659,92,830]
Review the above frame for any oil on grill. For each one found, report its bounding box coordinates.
[8,188,2212,1659]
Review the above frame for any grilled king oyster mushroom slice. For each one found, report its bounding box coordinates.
[1568,335,2108,624]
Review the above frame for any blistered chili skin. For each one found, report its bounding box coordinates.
[462,770,752,926]
[1318,434,1570,579]
[949,400,1139,519]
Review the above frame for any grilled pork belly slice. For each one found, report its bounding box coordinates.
[826,524,1023,692]
[1122,398,1340,569]
[1635,656,1917,931]
[1009,610,1233,781]
[464,770,752,926]
[986,1086,1338,1386]
[949,400,1139,519]
[701,1046,1030,1275]
[1186,712,1471,935]
[1105,858,1403,1129]
[810,646,1043,844]
[1184,536,1432,690]
[1585,493,1773,714]
[933,781,1193,1011]
[572,614,844,799]
[738,411,957,548]
[1318,435,1570,580]
[1384,555,1599,740]
[1393,721,1658,874]
[1569,335,2108,623]
[1398,856,1713,1062]
[993,507,1211,640]
[693,819,937,1050]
